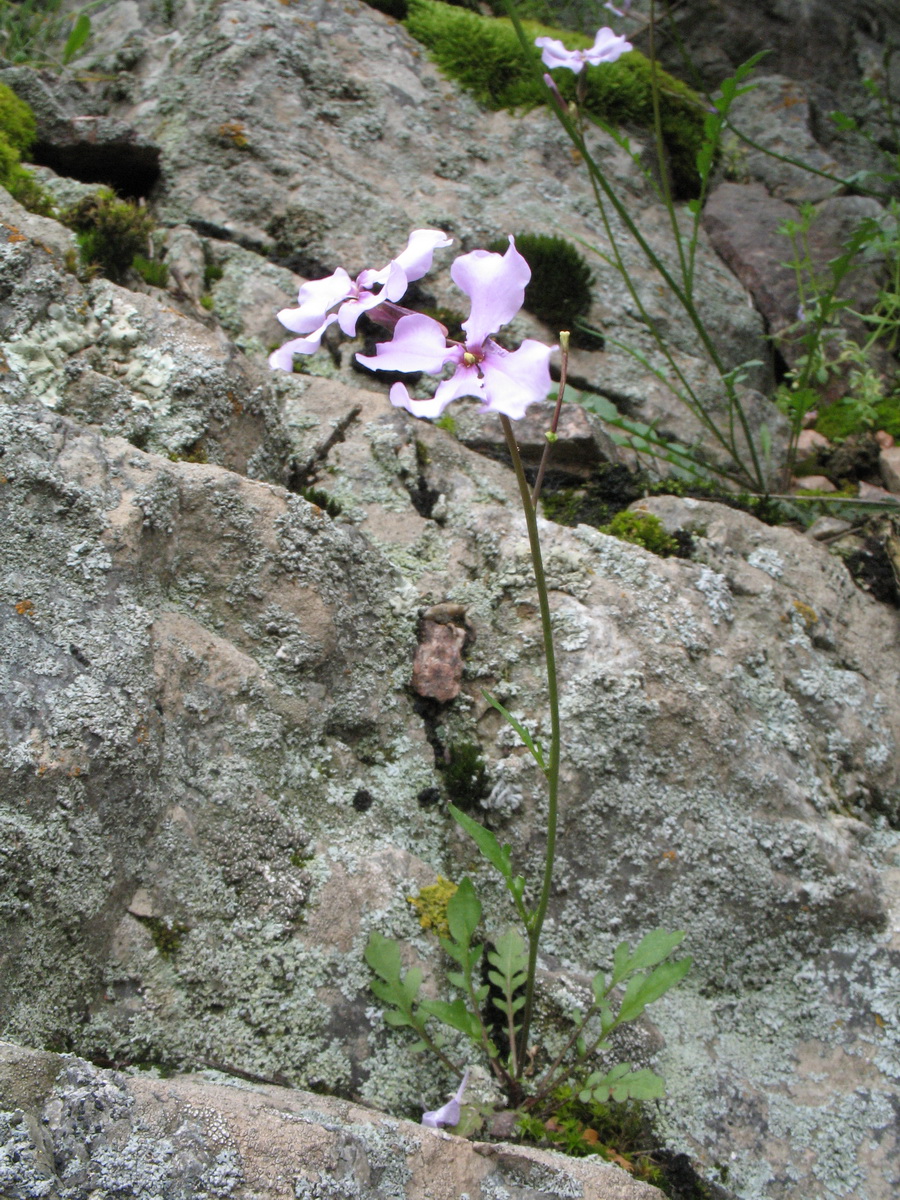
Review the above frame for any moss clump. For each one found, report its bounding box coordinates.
[438,740,489,810]
[132,254,169,288]
[489,233,598,346]
[408,875,458,937]
[61,188,155,282]
[0,82,54,215]
[815,394,900,441]
[135,915,189,959]
[0,82,36,154]
[298,485,342,519]
[403,0,705,196]
[601,510,678,556]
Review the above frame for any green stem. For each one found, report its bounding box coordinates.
[499,415,561,1073]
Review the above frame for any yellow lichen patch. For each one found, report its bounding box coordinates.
[408,875,458,938]
[792,600,818,632]
[15,598,34,616]
[217,121,250,149]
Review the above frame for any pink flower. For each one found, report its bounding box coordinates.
[356,238,555,422]
[269,229,452,371]
[422,1069,469,1129]
[535,27,632,75]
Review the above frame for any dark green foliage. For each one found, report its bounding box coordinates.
[438,740,490,810]
[403,0,706,196]
[132,254,169,288]
[299,485,342,518]
[362,0,409,17]
[541,463,644,528]
[490,233,595,343]
[62,189,155,281]
[600,510,679,557]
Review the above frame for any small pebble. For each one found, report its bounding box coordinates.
[793,475,836,492]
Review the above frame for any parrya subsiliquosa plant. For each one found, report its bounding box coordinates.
[270,228,691,1124]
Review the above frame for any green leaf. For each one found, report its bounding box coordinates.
[617,958,692,1023]
[481,689,546,771]
[420,997,481,1040]
[580,1065,667,1104]
[365,931,403,984]
[611,929,686,984]
[449,805,514,884]
[62,13,91,65]
[446,876,481,947]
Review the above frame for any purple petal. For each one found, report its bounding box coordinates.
[534,35,585,74]
[278,269,354,334]
[268,316,338,370]
[355,313,450,374]
[392,228,453,283]
[337,285,392,336]
[585,27,632,64]
[480,338,555,420]
[421,1069,470,1129]
[453,238,531,346]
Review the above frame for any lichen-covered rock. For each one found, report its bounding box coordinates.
[0,1041,663,1200]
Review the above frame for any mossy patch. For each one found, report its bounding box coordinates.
[815,394,900,442]
[600,510,678,557]
[0,81,54,215]
[62,189,155,282]
[438,739,490,810]
[489,232,598,346]
[403,0,706,196]
[134,915,189,959]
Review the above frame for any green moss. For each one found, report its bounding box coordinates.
[438,740,489,810]
[132,254,169,288]
[489,233,598,345]
[298,485,342,518]
[600,510,678,556]
[0,83,54,215]
[408,875,458,937]
[403,0,706,196]
[135,915,189,959]
[62,189,156,282]
[203,259,224,288]
[435,414,458,436]
[0,81,36,155]
[815,394,900,441]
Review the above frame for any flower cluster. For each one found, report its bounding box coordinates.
[270,232,554,422]
[268,229,452,371]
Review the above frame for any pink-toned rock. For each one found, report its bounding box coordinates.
[878,446,900,493]
[412,619,467,703]
[858,479,896,501]
[876,430,895,450]
[796,428,831,453]
[793,474,837,491]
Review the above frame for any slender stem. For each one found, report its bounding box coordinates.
[531,331,570,505]
[499,415,561,1073]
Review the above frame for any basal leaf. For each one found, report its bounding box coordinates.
[365,931,402,984]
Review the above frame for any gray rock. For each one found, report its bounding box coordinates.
[0,1041,662,1200]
